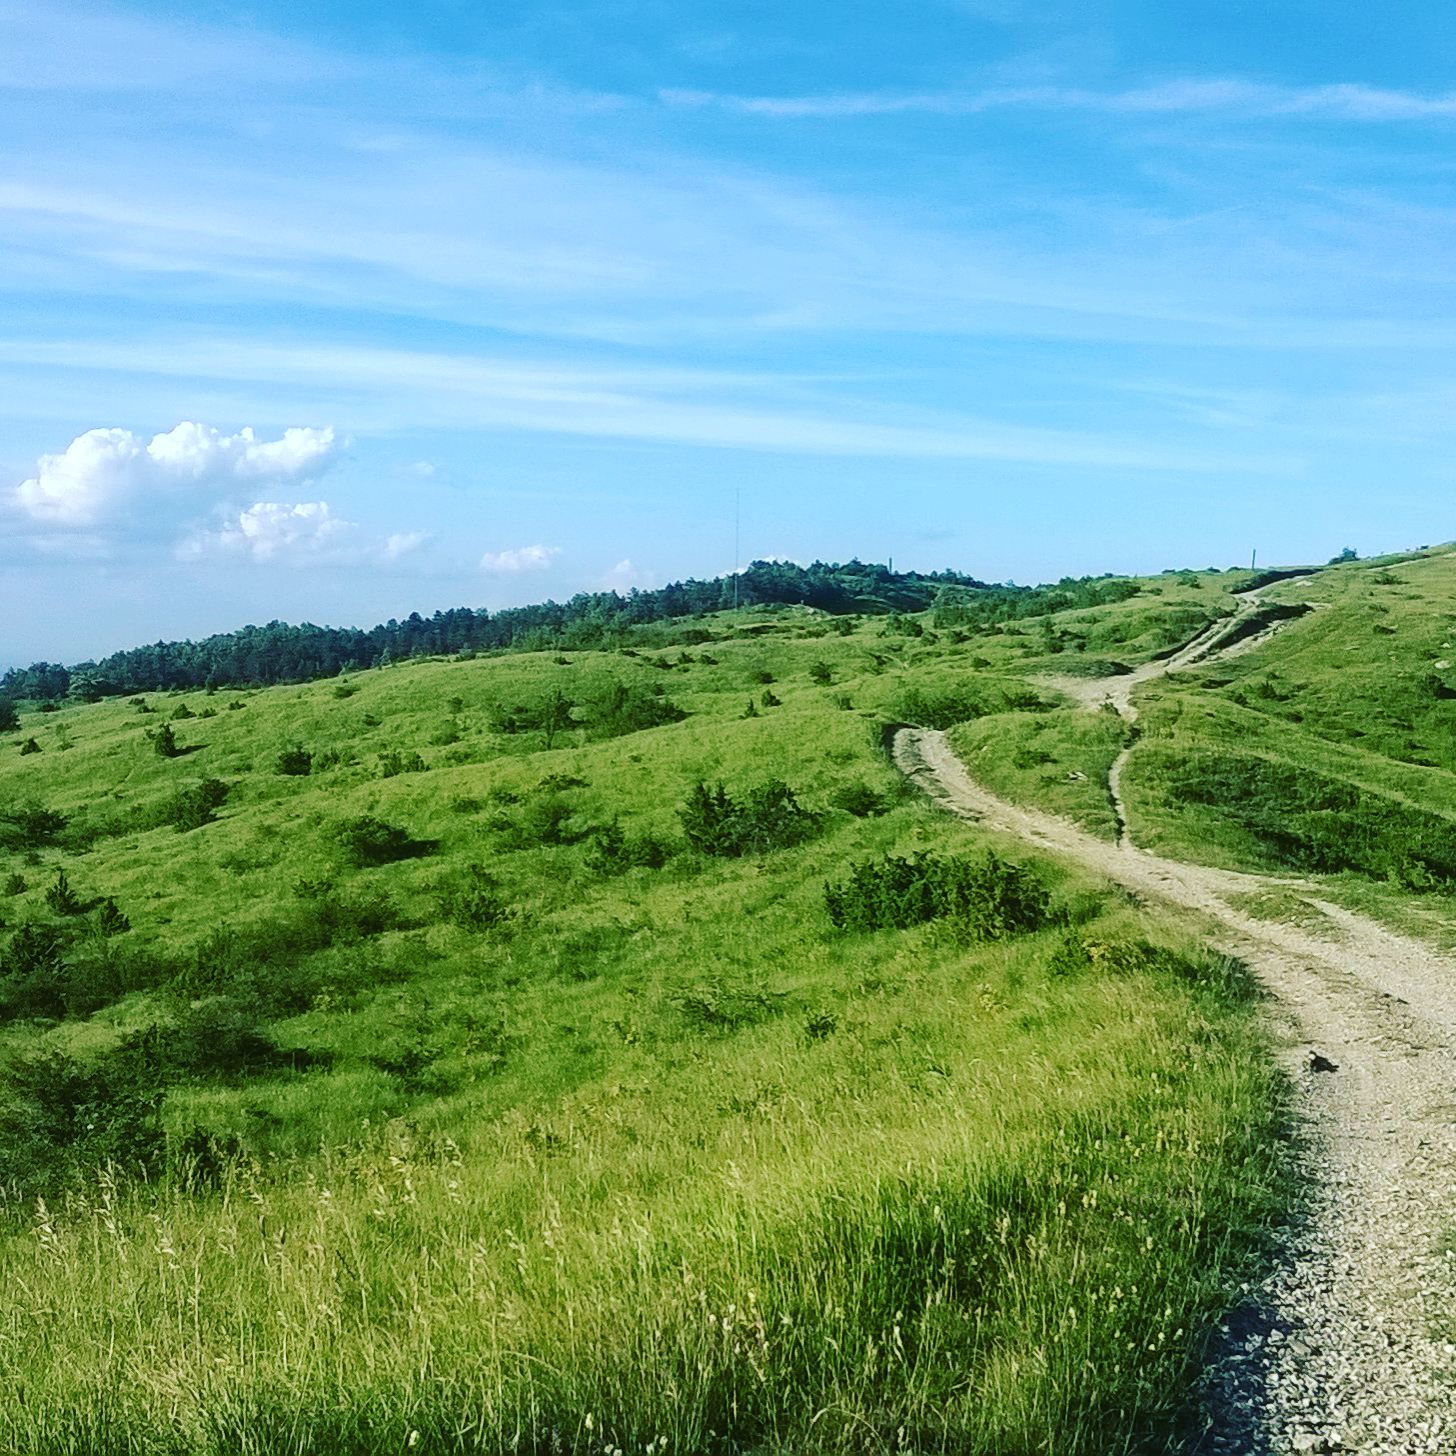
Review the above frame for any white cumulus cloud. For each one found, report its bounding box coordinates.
[184,500,347,561]
[480,543,559,573]
[12,421,339,529]
[603,558,654,592]
[382,530,430,562]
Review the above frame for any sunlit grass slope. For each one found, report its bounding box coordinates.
[1123,547,1456,931]
[0,591,1289,1454]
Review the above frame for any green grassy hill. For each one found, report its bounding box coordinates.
[1123,547,1456,941]
[0,583,1300,1453]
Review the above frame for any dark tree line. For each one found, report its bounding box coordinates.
[1,559,1140,702]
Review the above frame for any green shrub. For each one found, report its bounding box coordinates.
[826,849,1050,939]
[275,745,313,776]
[585,821,671,874]
[44,869,85,917]
[0,1037,167,1194]
[378,747,428,777]
[0,802,67,850]
[176,890,397,1006]
[3,873,25,897]
[159,999,294,1078]
[18,737,40,755]
[438,864,513,931]
[0,1000,296,1195]
[163,778,229,832]
[0,922,68,1019]
[337,816,429,867]
[492,790,586,850]
[680,779,819,857]
[894,677,1048,729]
[147,723,181,758]
[830,780,887,817]
[96,898,131,937]
[671,980,786,1030]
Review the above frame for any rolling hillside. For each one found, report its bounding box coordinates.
[14,545,1456,1452]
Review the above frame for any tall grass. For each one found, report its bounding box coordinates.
[0,588,1294,1453]
[0,929,1286,1454]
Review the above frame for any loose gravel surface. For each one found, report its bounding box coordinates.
[894,726,1456,1453]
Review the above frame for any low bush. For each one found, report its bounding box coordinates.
[337,816,430,868]
[438,865,513,931]
[894,676,1047,729]
[671,979,787,1030]
[825,849,1051,939]
[491,790,587,850]
[147,723,182,757]
[378,747,428,777]
[275,745,313,776]
[0,922,68,1019]
[830,780,888,817]
[584,821,671,874]
[161,778,230,832]
[0,999,297,1195]
[0,802,67,851]
[0,1037,167,1194]
[680,779,820,857]
[175,888,398,1006]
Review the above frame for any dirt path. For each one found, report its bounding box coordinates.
[1043,588,1317,845]
[892,602,1456,1449]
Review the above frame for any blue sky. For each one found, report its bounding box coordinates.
[4,0,1456,664]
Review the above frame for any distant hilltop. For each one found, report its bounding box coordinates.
[0,558,1165,701]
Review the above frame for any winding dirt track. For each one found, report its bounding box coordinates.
[892,599,1456,1452]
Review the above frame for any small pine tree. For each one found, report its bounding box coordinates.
[45,868,85,916]
[96,898,131,937]
[149,723,180,758]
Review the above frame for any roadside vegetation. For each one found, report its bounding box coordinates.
[0,571,1296,1453]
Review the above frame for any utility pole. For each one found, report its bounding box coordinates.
[733,487,741,611]
[1251,548,1257,571]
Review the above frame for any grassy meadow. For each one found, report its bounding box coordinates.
[0,588,1294,1452]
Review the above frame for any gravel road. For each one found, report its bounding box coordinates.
[893,725,1456,1453]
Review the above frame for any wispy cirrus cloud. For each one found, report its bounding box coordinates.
[0,336,1293,474]
[660,79,1456,122]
